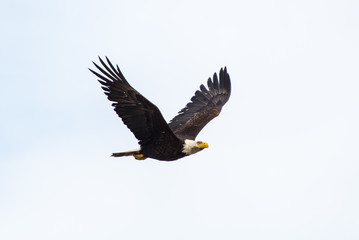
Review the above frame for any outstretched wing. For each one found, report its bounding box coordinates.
[89,57,179,146]
[168,67,231,140]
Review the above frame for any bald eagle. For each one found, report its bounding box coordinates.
[89,57,231,161]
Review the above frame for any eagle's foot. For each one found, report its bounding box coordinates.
[133,154,147,160]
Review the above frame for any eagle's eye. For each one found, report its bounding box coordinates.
[197,141,203,145]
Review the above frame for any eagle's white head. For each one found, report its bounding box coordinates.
[182,139,209,155]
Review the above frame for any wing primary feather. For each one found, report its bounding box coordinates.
[98,57,120,82]
[213,72,219,92]
[207,77,214,92]
[223,67,231,95]
[219,68,225,91]
[200,84,209,95]
[89,68,113,83]
[105,56,121,77]
[101,86,109,91]
[105,57,130,85]
[92,62,118,82]
[116,65,127,82]
[98,79,110,87]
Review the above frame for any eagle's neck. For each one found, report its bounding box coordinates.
[182,139,203,155]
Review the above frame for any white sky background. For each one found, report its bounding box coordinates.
[1,0,359,239]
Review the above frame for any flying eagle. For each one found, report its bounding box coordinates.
[89,57,231,161]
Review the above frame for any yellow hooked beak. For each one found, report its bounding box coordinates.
[198,142,209,148]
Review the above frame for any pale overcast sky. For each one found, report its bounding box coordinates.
[1,0,359,239]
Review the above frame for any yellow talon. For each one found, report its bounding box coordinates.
[133,154,147,160]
